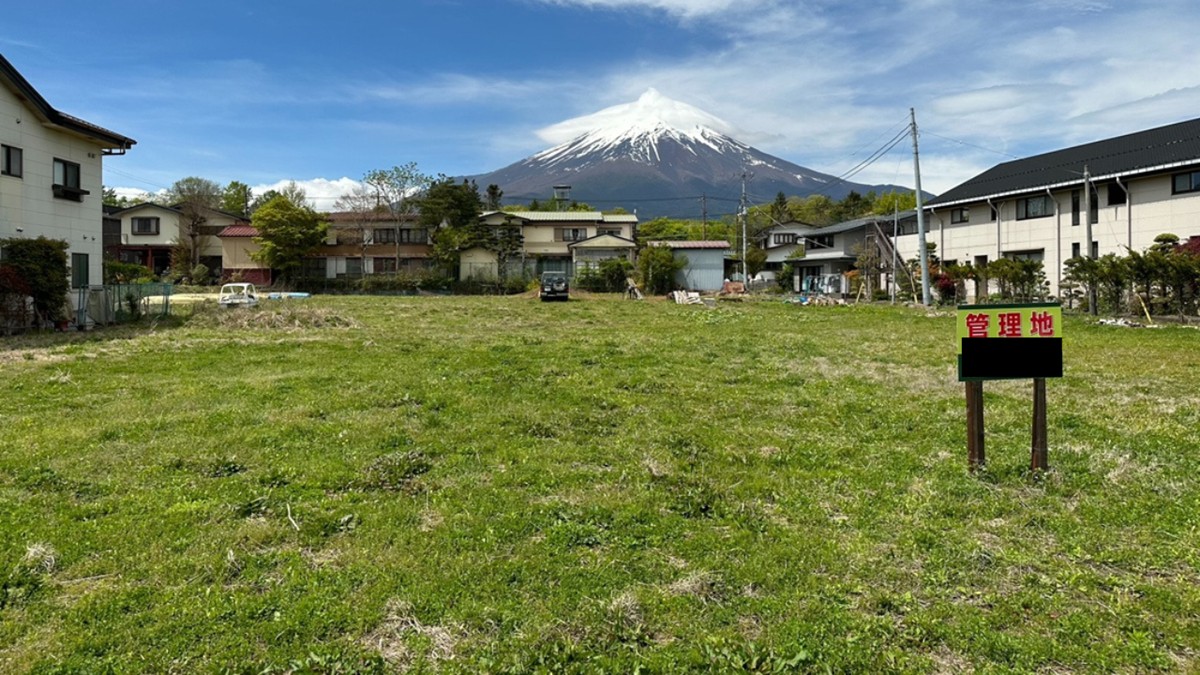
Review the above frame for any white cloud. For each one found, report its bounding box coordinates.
[251,178,364,212]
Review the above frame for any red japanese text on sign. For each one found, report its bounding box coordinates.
[1030,311,1055,336]
[997,312,1024,337]
[965,313,990,337]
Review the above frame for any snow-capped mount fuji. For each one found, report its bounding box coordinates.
[470,89,914,220]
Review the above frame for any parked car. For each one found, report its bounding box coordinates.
[539,272,569,302]
[218,282,259,308]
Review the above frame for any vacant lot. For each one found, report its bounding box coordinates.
[1,296,1198,672]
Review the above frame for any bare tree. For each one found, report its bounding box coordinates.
[364,163,432,267]
[167,177,222,268]
[333,184,384,274]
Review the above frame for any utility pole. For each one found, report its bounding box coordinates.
[892,201,899,304]
[739,173,749,283]
[1083,165,1098,315]
[701,194,708,239]
[911,108,933,307]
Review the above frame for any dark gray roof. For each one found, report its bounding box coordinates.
[928,117,1200,207]
[0,53,135,150]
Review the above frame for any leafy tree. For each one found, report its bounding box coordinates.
[221,181,253,218]
[0,237,70,323]
[791,194,837,226]
[637,244,686,295]
[416,177,484,272]
[833,190,872,222]
[251,195,328,285]
[769,192,790,224]
[250,189,281,213]
[872,191,917,215]
[364,162,431,226]
[745,245,767,278]
[167,176,222,267]
[485,184,504,211]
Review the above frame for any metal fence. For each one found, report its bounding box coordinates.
[74,283,174,328]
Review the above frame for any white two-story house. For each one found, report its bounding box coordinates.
[459,211,638,281]
[910,117,1200,299]
[1,53,135,288]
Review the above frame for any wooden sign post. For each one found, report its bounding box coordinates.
[957,303,1063,472]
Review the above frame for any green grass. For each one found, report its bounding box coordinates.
[1,296,1198,673]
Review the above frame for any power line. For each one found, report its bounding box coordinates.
[923,131,1019,159]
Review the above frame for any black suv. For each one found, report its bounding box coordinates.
[539,272,569,302]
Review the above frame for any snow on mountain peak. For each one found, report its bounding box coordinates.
[532,89,744,166]
[538,88,734,144]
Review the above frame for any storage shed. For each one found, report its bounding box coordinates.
[647,240,732,292]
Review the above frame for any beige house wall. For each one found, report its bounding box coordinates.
[117,205,232,258]
[0,84,108,285]
[220,238,261,269]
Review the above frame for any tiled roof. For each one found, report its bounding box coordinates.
[928,117,1200,207]
[217,225,258,238]
[483,210,638,224]
[648,240,731,250]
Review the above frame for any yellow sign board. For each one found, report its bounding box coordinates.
[955,304,1062,350]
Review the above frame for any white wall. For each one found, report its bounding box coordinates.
[1,85,109,286]
[897,173,1200,299]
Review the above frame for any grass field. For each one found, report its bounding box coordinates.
[1,295,1198,673]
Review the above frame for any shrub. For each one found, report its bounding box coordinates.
[189,263,211,286]
[104,260,154,284]
[0,237,70,323]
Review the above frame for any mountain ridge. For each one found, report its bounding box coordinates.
[469,90,919,220]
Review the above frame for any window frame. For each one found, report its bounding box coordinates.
[1172,170,1200,195]
[52,158,87,201]
[950,208,970,224]
[773,232,797,245]
[398,228,428,244]
[1,144,22,178]
[131,216,160,236]
[1016,195,1053,220]
[373,228,397,244]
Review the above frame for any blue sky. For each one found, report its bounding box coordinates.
[5,0,1200,210]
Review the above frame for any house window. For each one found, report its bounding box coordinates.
[1071,190,1098,226]
[53,158,87,201]
[1172,170,1200,194]
[773,233,797,245]
[374,257,397,273]
[1,145,22,178]
[1091,241,1099,258]
[950,208,970,224]
[990,205,998,221]
[1072,242,1080,259]
[555,227,588,242]
[373,228,397,244]
[131,217,160,235]
[1004,249,1044,262]
[1016,195,1053,220]
[807,234,834,249]
[302,257,326,278]
[598,227,622,237]
[345,257,363,276]
[399,228,428,244]
[71,253,89,288]
[1108,183,1127,205]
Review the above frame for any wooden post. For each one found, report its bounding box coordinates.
[1031,378,1048,472]
[966,380,985,470]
